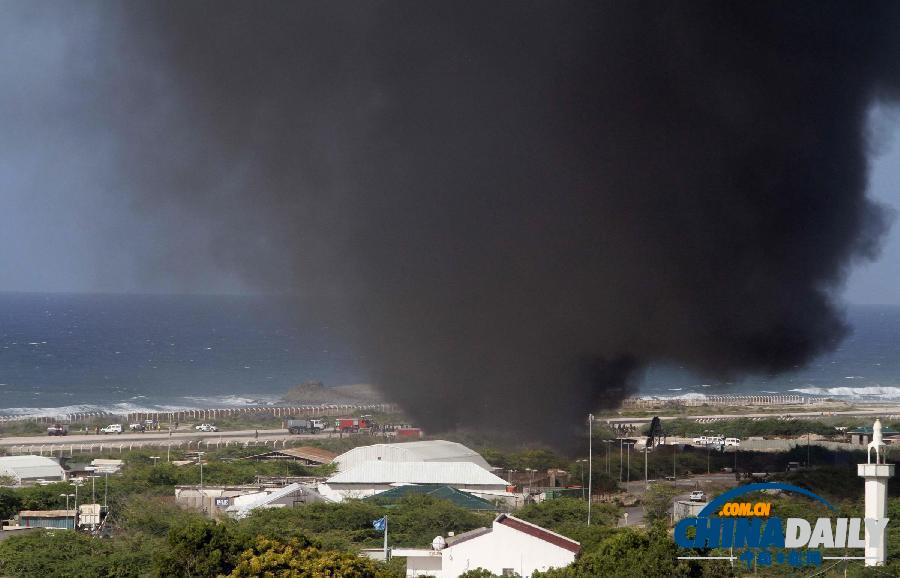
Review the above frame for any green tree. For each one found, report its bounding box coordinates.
[153,518,247,578]
[226,537,392,578]
[0,487,22,520]
[641,482,677,524]
[516,498,618,531]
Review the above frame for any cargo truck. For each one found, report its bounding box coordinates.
[287,418,326,434]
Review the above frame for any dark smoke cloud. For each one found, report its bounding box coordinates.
[85,2,900,443]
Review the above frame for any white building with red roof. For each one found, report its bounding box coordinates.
[392,513,579,577]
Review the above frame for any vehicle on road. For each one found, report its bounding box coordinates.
[47,424,67,436]
[101,424,123,434]
[287,419,326,434]
[690,490,706,502]
[693,436,707,445]
[129,423,145,432]
[195,423,218,432]
[335,417,376,433]
[724,437,741,447]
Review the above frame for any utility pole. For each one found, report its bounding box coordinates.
[588,414,593,526]
[625,443,633,486]
[807,432,811,467]
[644,447,649,488]
[383,515,389,561]
[673,444,677,487]
[619,438,623,483]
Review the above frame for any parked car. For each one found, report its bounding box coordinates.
[101,424,123,434]
[690,490,706,502]
[129,423,145,432]
[47,424,67,436]
[195,423,218,432]
[692,436,707,445]
[724,437,741,447]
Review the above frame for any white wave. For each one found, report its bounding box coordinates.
[789,386,900,399]
[181,393,284,407]
[639,392,708,401]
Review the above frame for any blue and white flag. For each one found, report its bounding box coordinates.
[372,517,386,532]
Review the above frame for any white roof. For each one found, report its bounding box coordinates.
[334,440,491,471]
[0,455,65,482]
[327,461,508,486]
[230,483,304,519]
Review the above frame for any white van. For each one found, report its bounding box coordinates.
[101,424,123,434]
[724,437,741,447]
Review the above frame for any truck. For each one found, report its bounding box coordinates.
[47,424,67,436]
[287,418,326,434]
[334,417,375,433]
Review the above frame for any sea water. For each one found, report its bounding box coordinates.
[1,293,898,416]
[0,293,364,417]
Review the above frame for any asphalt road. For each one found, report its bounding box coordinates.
[0,427,327,448]
[603,405,900,426]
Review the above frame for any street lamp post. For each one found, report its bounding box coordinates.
[60,493,75,529]
[619,438,623,483]
[603,439,613,475]
[576,459,587,501]
[73,480,81,529]
[673,443,678,487]
[624,443,633,486]
[588,413,594,526]
[644,447,649,488]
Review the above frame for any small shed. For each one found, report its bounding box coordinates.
[240,447,336,466]
[18,510,75,529]
[673,500,706,522]
[848,425,899,446]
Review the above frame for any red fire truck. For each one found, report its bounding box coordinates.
[334,417,376,433]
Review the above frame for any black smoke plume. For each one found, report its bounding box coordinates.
[87,2,900,443]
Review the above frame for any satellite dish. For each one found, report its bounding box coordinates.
[432,535,447,550]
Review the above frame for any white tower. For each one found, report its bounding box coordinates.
[857,418,894,566]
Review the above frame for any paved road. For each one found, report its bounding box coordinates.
[0,427,327,448]
[603,405,900,426]
[617,473,738,527]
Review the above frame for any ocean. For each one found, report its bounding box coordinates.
[0,293,899,417]
[0,293,365,417]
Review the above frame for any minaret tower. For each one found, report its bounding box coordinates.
[857,418,894,566]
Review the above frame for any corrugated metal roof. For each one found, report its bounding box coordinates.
[364,484,499,511]
[230,483,304,518]
[327,461,508,486]
[0,456,65,481]
[242,447,336,464]
[19,510,75,518]
[334,440,491,471]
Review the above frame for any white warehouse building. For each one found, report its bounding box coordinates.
[0,455,66,485]
[320,461,509,502]
[333,440,492,472]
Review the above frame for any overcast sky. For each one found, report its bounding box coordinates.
[0,3,898,304]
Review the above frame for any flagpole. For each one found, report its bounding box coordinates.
[383,515,388,560]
